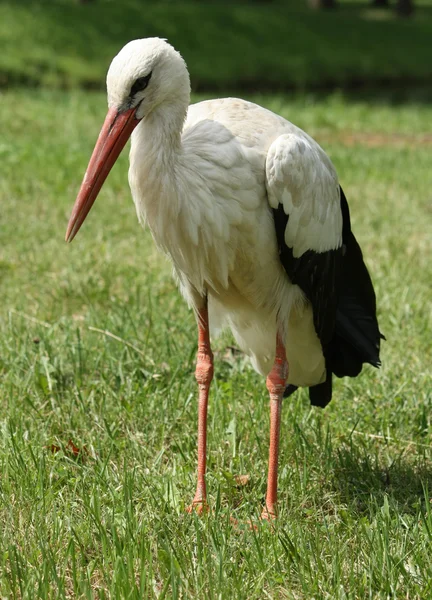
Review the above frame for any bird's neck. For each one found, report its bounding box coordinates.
[129,99,187,227]
[129,97,220,292]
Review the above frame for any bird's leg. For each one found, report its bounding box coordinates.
[261,332,288,521]
[186,302,214,515]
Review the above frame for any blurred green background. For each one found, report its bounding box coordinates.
[1,0,431,91]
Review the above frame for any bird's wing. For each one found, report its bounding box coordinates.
[266,133,344,348]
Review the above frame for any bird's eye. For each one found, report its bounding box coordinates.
[130,72,152,96]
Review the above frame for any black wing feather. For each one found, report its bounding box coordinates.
[273,186,383,408]
[272,206,343,347]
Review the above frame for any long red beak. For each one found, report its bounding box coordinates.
[65,106,140,242]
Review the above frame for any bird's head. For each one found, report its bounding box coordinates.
[65,38,190,242]
[107,38,190,119]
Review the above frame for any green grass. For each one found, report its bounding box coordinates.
[1,88,432,598]
[1,0,432,91]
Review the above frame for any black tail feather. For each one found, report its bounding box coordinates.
[283,384,298,398]
[309,371,333,408]
[283,375,333,408]
[326,190,382,381]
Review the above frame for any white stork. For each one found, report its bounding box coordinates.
[66,38,382,519]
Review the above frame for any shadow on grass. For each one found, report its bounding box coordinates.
[332,437,432,515]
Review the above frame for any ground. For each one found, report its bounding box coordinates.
[0,89,431,598]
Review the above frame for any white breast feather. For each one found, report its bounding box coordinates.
[130,114,262,295]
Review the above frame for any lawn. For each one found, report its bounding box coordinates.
[1,0,432,91]
[0,88,431,598]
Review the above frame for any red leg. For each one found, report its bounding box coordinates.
[261,332,288,520]
[186,302,214,514]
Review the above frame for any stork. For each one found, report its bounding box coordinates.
[65,38,382,520]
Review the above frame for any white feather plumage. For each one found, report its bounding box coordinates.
[107,38,343,386]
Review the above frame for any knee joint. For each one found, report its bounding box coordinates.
[195,350,214,387]
[266,362,288,397]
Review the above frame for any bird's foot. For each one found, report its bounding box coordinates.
[260,505,277,522]
[185,499,209,515]
[230,504,277,530]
